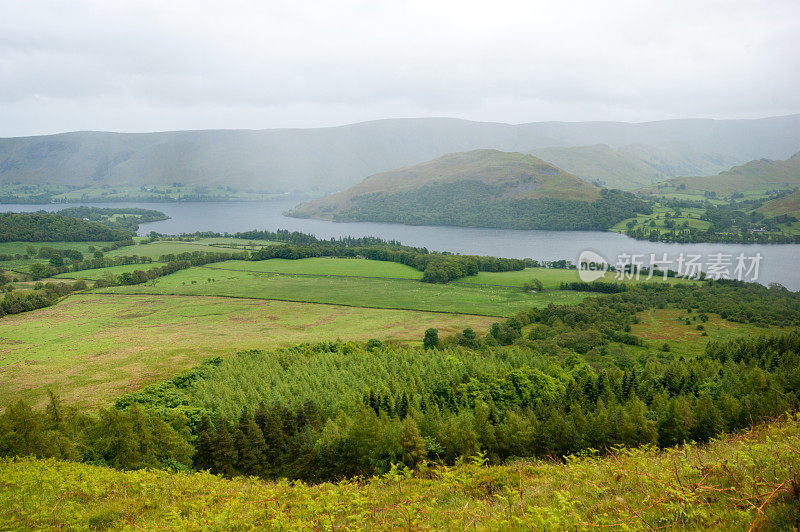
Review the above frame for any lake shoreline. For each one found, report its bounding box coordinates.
[1,200,799,289]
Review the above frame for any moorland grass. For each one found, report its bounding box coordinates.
[0,294,496,407]
[629,307,780,357]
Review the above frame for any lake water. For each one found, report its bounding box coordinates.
[4,200,800,290]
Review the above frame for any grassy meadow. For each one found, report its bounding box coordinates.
[54,262,167,280]
[0,241,118,274]
[95,266,592,316]
[609,205,712,234]
[204,257,424,279]
[0,293,497,407]
[105,239,246,259]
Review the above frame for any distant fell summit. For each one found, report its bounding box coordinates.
[0,115,797,194]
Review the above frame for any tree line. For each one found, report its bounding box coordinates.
[0,280,87,318]
[0,213,132,242]
[558,280,628,293]
[56,206,169,234]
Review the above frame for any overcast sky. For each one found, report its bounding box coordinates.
[1,0,798,137]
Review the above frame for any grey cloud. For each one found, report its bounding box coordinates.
[0,0,798,136]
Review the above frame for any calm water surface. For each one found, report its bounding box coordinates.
[4,200,800,290]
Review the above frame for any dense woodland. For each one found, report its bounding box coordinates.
[56,206,169,234]
[2,280,798,482]
[331,184,652,231]
[0,213,131,242]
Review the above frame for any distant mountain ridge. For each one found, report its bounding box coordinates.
[0,115,798,194]
[641,151,800,196]
[530,143,739,190]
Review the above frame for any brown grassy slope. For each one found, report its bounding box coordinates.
[291,149,600,219]
[757,189,800,218]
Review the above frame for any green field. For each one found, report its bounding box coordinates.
[95,267,592,316]
[777,220,800,235]
[455,266,699,289]
[456,267,589,289]
[50,185,287,202]
[0,258,39,275]
[610,205,712,233]
[105,237,278,259]
[204,258,424,279]
[0,293,497,407]
[0,241,121,275]
[106,240,239,259]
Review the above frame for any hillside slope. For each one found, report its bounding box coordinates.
[293,149,600,216]
[289,150,651,230]
[2,416,798,530]
[642,151,800,197]
[531,143,738,189]
[757,189,800,218]
[0,115,798,194]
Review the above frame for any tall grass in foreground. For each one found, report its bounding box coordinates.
[1,415,798,530]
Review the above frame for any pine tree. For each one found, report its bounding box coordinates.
[397,392,409,420]
[380,394,395,418]
[399,416,426,467]
[236,410,268,476]
[193,416,216,471]
[211,420,238,477]
[368,389,379,416]
[45,390,62,430]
